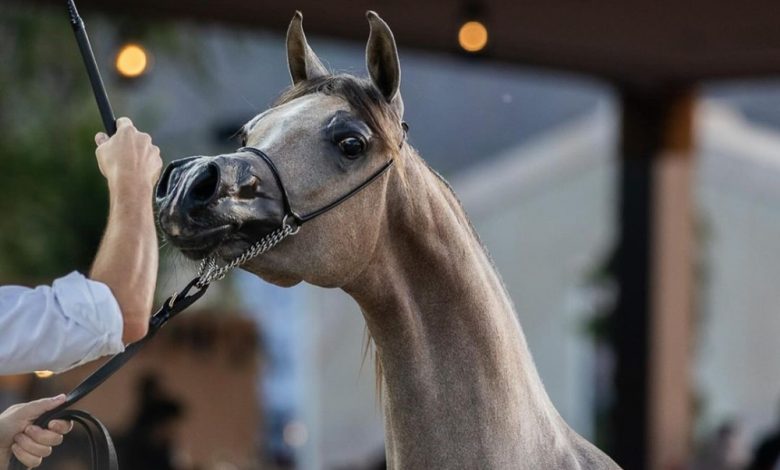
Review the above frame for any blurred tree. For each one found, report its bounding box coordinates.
[0,4,110,282]
[0,3,202,283]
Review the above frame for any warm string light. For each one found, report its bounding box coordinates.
[458,20,488,53]
[115,43,150,78]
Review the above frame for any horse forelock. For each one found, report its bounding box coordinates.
[273,74,404,152]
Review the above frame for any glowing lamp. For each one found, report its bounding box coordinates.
[115,43,149,78]
[458,20,488,53]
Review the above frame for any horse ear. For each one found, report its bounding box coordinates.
[286,11,328,85]
[365,11,402,111]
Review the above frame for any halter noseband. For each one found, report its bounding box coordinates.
[238,146,394,227]
[236,119,407,228]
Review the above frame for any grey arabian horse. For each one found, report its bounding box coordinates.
[156,11,621,469]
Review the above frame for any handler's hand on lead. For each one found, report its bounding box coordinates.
[0,395,73,469]
[95,117,163,191]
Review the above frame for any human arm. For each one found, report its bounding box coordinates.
[0,395,72,469]
[0,118,161,373]
[89,117,162,344]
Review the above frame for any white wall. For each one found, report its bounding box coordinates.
[695,103,780,445]
[452,105,618,438]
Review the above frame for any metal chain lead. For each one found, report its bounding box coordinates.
[195,220,299,288]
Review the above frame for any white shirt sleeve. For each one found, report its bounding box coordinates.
[0,271,125,375]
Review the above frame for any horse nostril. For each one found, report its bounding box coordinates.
[188,162,221,206]
[156,156,201,202]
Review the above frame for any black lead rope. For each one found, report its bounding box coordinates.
[8,144,399,468]
[8,279,208,470]
[7,145,398,468]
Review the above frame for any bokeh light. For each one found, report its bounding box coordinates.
[282,420,309,448]
[458,20,488,52]
[115,43,149,78]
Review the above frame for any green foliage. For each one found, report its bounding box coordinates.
[0,3,214,285]
[0,5,110,281]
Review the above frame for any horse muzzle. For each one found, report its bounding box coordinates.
[155,155,284,259]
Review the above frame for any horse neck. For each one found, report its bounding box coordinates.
[343,152,568,463]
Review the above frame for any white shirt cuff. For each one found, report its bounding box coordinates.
[50,272,125,372]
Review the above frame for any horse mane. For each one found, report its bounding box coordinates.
[275,73,510,402]
[274,74,406,399]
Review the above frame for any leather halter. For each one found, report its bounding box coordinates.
[237,133,400,227]
[194,122,408,287]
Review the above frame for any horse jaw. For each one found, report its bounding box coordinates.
[240,262,302,287]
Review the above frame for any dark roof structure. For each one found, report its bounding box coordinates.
[32,0,780,85]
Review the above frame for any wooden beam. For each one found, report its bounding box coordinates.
[612,87,695,469]
[649,91,695,470]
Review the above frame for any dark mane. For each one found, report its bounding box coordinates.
[274,74,402,148]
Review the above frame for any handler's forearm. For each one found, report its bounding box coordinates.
[90,185,158,344]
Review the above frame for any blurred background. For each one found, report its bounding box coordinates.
[1,1,780,469]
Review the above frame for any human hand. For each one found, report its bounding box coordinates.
[0,395,73,469]
[95,117,163,194]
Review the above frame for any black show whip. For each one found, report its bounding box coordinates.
[67,0,117,135]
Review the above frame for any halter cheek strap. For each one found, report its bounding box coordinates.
[238,146,394,226]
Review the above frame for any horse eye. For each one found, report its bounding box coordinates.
[338,136,365,158]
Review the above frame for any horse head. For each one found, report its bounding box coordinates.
[156,11,406,288]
